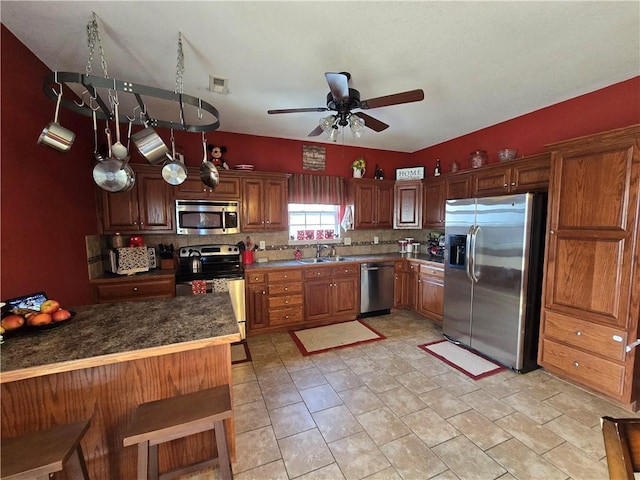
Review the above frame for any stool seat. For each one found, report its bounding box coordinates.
[1,420,91,480]
[124,384,233,480]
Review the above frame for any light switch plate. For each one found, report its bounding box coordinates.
[259,240,266,250]
[344,237,351,245]
[373,237,379,244]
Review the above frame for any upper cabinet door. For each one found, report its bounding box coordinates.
[543,126,640,329]
[423,178,445,229]
[393,180,423,229]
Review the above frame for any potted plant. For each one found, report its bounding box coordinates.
[352,157,366,178]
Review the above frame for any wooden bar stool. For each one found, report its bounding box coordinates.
[123,384,233,480]
[1,420,91,480]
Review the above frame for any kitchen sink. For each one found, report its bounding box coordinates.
[296,256,352,264]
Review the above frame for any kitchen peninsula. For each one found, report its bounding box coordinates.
[1,294,241,479]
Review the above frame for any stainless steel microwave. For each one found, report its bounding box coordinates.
[175,200,240,235]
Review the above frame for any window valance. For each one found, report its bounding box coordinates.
[288,174,345,205]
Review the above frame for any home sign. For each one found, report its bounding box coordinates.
[396,166,425,181]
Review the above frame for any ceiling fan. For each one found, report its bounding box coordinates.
[267,72,424,140]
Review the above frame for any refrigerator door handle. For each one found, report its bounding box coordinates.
[470,225,480,283]
[465,226,475,282]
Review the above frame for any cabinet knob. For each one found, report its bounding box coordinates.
[316,272,321,276]
[550,230,555,234]
[575,331,581,336]
[511,182,516,186]
[266,220,271,224]
[284,287,288,291]
[140,222,144,226]
[573,361,579,367]
[133,287,138,292]
[262,290,266,295]
[285,315,289,319]
[285,300,289,304]
[254,276,260,281]
[503,183,508,188]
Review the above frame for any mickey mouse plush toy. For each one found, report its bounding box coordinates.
[207,145,230,170]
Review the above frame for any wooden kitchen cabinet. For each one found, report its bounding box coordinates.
[472,153,550,197]
[416,263,444,322]
[423,178,445,229]
[445,175,471,200]
[241,173,288,232]
[174,169,241,200]
[393,180,423,229]
[406,260,419,311]
[304,264,359,323]
[98,164,174,234]
[91,273,175,303]
[347,178,394,229]
[394,260,409,307]
[538,125,640,410]
[246,269,303,332]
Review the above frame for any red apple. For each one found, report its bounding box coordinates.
[40,300,60,314]
[27,313,52,326]
[1,314,25,331]
[52,309,72,322]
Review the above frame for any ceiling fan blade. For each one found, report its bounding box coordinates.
[308,125,324,137]
[354,112,389,132]
[359,89,425,110]
[325,72,350,102]
[268,107,328,114]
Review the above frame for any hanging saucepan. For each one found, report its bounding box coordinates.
[199,133,219,189]
[37,82,76,153]
[93,127,131,193]
[131,114,169,165]
[161,130,187,185]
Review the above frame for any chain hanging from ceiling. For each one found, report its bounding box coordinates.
[42,13,220,133]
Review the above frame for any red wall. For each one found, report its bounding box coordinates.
[412,76,640,173]
[1,25,97,306]
[2,22,639,307]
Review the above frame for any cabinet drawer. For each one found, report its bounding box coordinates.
[246,272,266,285]
[95,278,174,303]
[420,264,444,278]
[267,269,303,283]
[269,307,304,325]
[331,266,358,277]
[268,294,303,309]
[540,338,625,398]
[304,266,332,279]
[543,311,627,361]
[268,282,303,295]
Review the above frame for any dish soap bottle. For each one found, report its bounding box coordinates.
[434,159,441,177]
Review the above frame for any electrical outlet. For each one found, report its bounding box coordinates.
[259,240,266,250]
[344,237,351,245]
[373,236,379,244]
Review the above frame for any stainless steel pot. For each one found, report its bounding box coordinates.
[93,127,135,193]
[131,124,169,165]
[162,133,187,185]
[37,88,75,153]
[199,135,219,189]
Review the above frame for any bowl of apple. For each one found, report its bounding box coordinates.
[1,299,75,336]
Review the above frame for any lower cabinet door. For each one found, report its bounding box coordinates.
[333,275,359,318]
[247,285,268,330]
[304,280,333,321]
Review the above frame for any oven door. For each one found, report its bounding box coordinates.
[176,278,246,339]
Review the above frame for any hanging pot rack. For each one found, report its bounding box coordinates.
[42,71,220,133]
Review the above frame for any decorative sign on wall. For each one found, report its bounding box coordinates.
[396,166,425,180]
[302,145,326,171]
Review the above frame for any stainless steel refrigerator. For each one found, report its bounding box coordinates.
[443,193,547,373]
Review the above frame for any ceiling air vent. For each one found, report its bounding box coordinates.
[209,75,229,94]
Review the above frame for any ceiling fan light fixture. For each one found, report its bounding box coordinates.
[329,125,340,142]
[319,114,336,132]
[349,115,365,138]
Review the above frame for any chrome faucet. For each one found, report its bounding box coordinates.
[316,244,329,258]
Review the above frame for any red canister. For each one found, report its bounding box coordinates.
[242,250,254,264]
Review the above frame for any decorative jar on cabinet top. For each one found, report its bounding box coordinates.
[470,150,488,168]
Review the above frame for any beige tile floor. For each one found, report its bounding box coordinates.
[187,310,639,480]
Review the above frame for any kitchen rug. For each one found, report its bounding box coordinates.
[231,341,251,365]
[291,320,385,356]
[419,340,506,380]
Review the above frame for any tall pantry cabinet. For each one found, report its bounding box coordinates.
[538,125,640,410]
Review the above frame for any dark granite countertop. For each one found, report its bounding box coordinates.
[1,293,240,382]
[245,252,444,270]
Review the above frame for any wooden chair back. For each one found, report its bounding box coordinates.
[602,416,640,479]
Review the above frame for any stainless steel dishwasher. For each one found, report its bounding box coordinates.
[360,261,395,316]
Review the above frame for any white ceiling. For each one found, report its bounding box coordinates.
[2,1,638,153]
